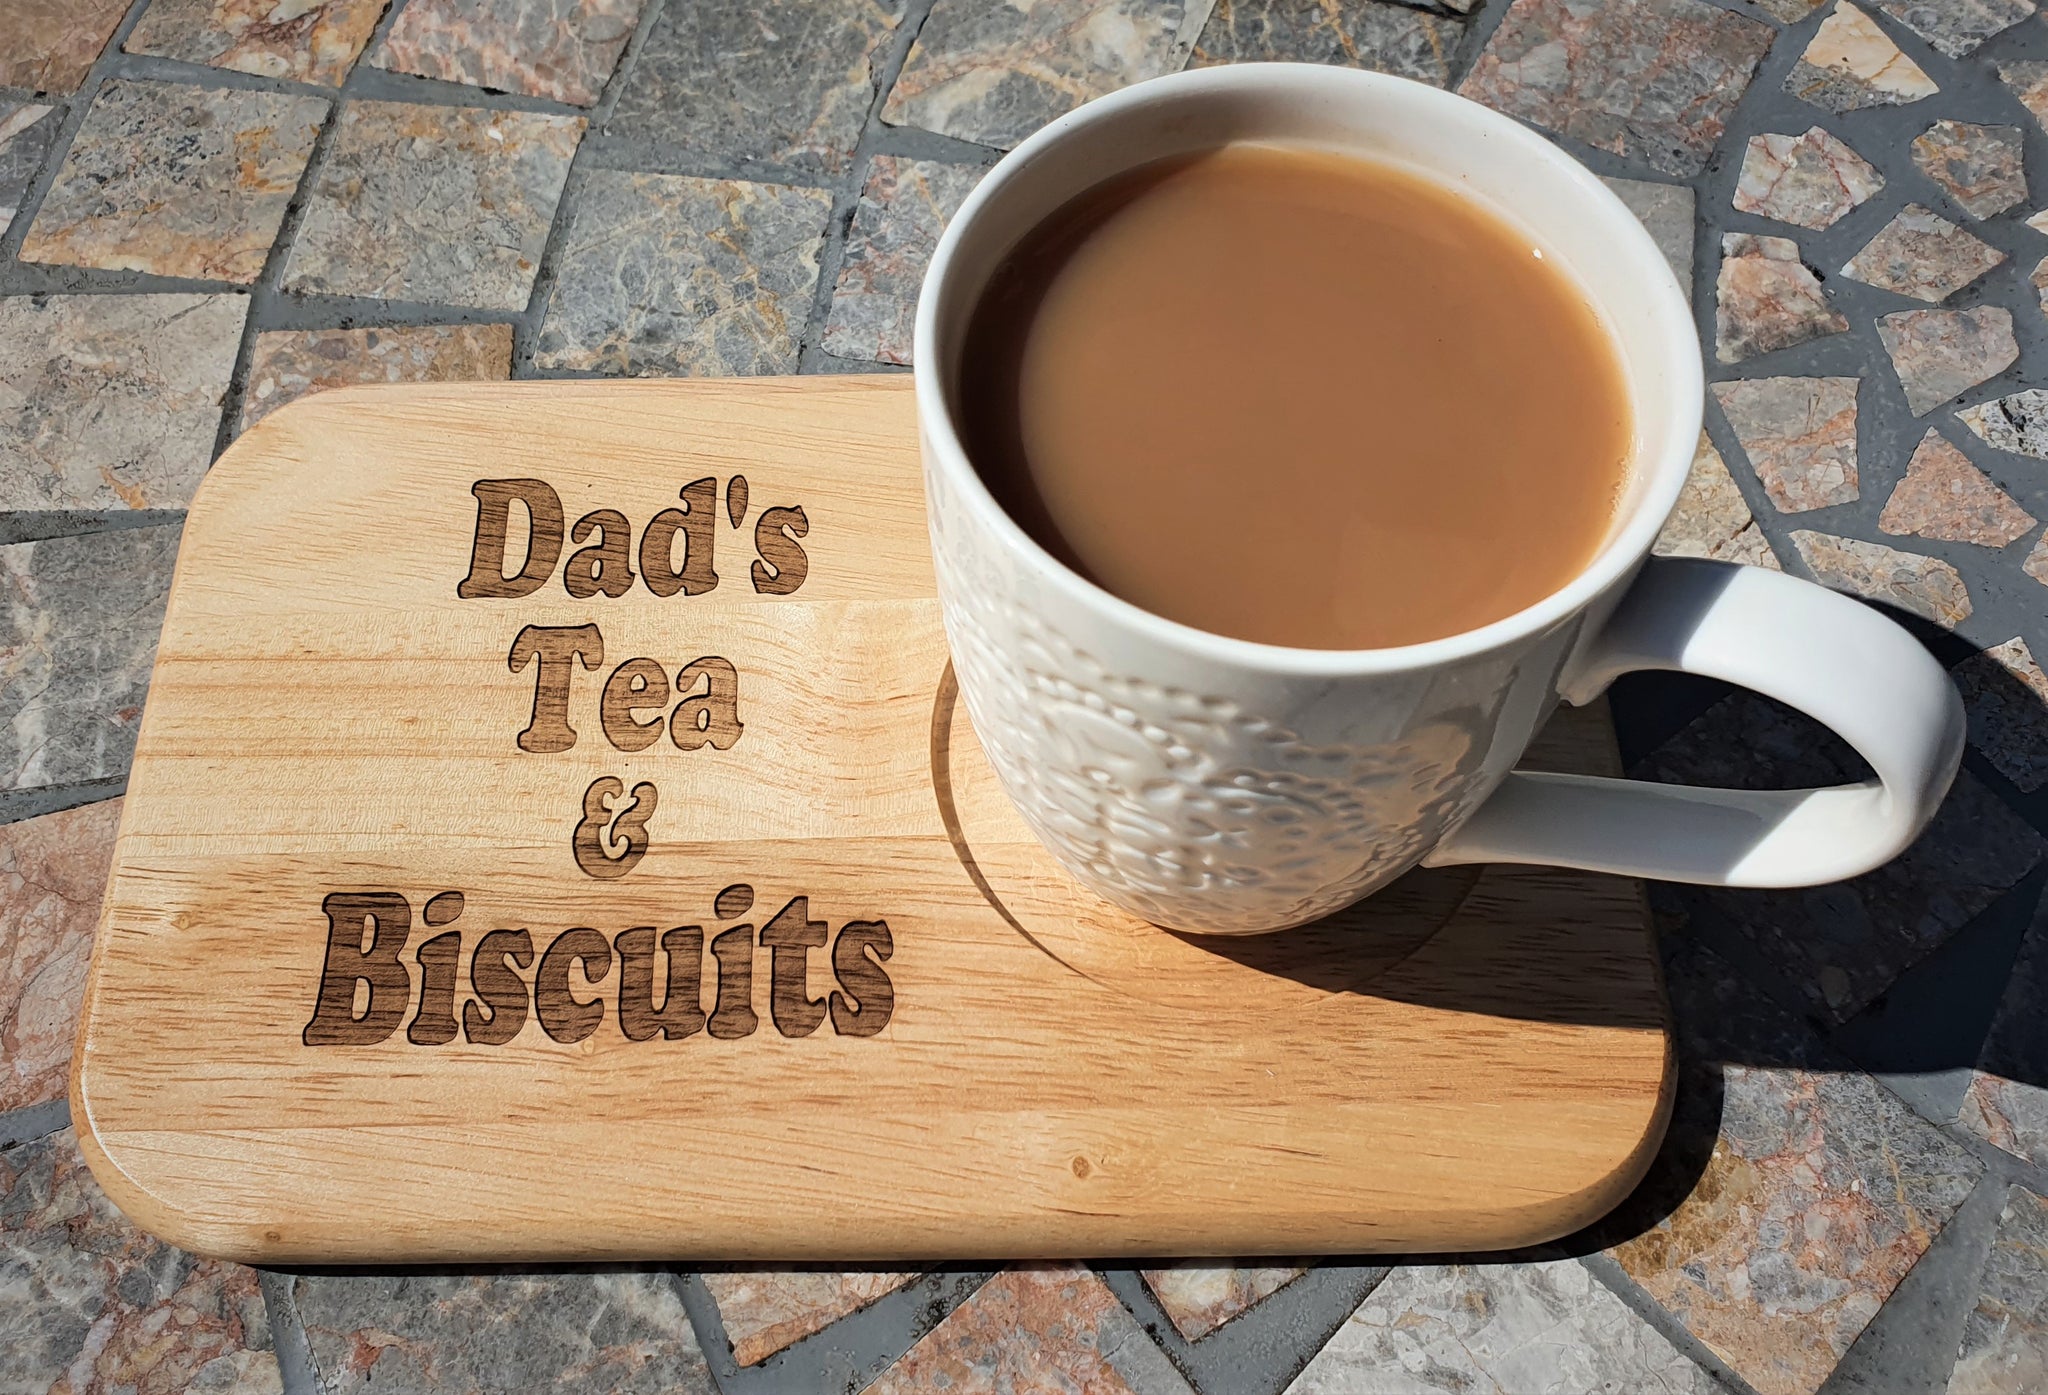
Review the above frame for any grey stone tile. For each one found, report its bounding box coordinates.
[1791,530,1972,626]
[1656,431,1783,568]
[1875,0,2032,59]
[1140,1263,1309,1342]
[1711,375,1860,513]
[1458,0,1774,179]
[701,1269,920,1365]
[1947,1186,2048,1393]
[1877,307,2018,417]
[124,0,385,87]
[1958,390,2048,460]
[1716,233,1848,364]
[1786,2,1938,113]
[1732,127,1884,232]
[1603,176,1697,301]
[1756,0,1826,17]
[883,0,1197,150]
[1189,0,1467,89]
[0,0,126,95]
[535,171,832,377]
[293,1272,713,1392]
[1998,60,2048,135]
[0,798,119,1113]
[1,1128,281,1395]
[1284,1261,1718,1394]
[0,293,246,512]
[1913,120,2028,221]
[241,325,515,434]
[1842,205,2006,303]
[0,526,181,792]
[1878,430,2035,547]
[284,100,584,311]
[1960,912,2048,1167]
[611,0,901,174]
[0,103,62,238]
[1952,638,2048,795]
[374,0,647,107]
[824,156,984,366]
[19,80,328,284]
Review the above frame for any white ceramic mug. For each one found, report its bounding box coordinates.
[914,64,1966,936]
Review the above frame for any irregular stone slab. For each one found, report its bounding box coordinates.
[1655,433,1781,569]
[2029,535,2048,588]
[1603,176,1696,301]
[1842,204,2006,303]
[1959,390,2048,459]
[0,527,181,792]
[535,171,831,377]
[701,1270,920,1366]
[0,293,246,512]
[1459,0,1773,178]
[1949,1187,2048,1393]
[1787,2,1938,113]
[1961,913,2048,1167]
[241,325,514,434]
[1880,431,2036,547]
[1953,638,2048,795]
[293,1272,713,1392]
[1287,1261,1718,1394]
[612,0,899,173]
[376,0,644,106]
[1711,376,1859,513]
[0,799,119,1112]
[2,1128,282,1394]
[1876,0,2033,59]
[2033,254,2048,319]
[1142,1263,1309,1341]
[884,0,1196,150]
[0,102,61,237]
[1791,530,1972,627]
[1756,0,1826,18]
[285,101,583,310]
[1997,61,2048,134]
[1609,935,1980,1395]
[824,157,985,365]
[868,1266,1191,1393]
[20,80,327,283]
[1877,307,2018,417]
[1716,234,1848,364]
[1190,0,1467,88]
[0,0,126,93]
[1913,120,2028,220]
[124,0,384,86]
[1733,127,1884,231]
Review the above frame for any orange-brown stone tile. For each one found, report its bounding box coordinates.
[1878,430,2035,547]
[125,0,385,87]
[240,325,514,434]
[1141,1262,1308,1340]
[704,1270,921,1365]
[0,0,126,94]
[0,800,120,1113]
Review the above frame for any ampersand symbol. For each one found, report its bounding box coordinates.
[573,776,658,879]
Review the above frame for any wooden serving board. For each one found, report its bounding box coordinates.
[72,377,1671,1264]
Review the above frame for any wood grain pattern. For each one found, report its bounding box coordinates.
[71,377,1672,1263]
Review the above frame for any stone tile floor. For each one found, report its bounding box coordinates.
[2,1,2048,1392]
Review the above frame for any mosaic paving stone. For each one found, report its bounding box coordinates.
[1959,390,2048,459]
[241,325,514,433]
[1710,376,1860,513]
[1756,0,1827,18]
[1953,638,2048,793]
[866,1266,1191,1394]
[376,0,644,106]
[1459,0,1773,179]
[1997,61,2048,133]
[1716,234,1848,364]
[2033,254,2048,319]
[1949,1187,2048,1394]
[1790,530,1972,626]
[1875,0,2033,59]
[1603,176,1697,301]
[613,0,900,173]
[1912,120,2028,221]
[1879,430,2035,546]
[1141,1263,1309,1341]
[0,103,60,238]
[1786,2,1938,113]
[1959,910,2048,1166]
[293,1272,712,1392]
[0,526,180,792]
[1732,127,1884,232]
[1841,204,2006,302]
[1877,307,2018,417]
[0,293,246,512]
[1189,0,1466,88]
[0,0,126,94]
[702,1270,920,1366]
[1,1128,281,1394]
[1655,433,1782,568]
[1610,937,1981,1395]
[824,157,984,366]
[2027,535,2048,587]
[1286,1261,1718,1395]
[884,0,1196,150]
[0,799,118,1113]
[124,0,384,86]
[535,172,830,377]
[285,101,582,311]
[20,80,327,284]
[2029,209,2048,235]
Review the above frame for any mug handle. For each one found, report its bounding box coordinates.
[1423,557,1966,886]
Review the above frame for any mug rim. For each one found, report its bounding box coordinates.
[913,62,1704,677]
